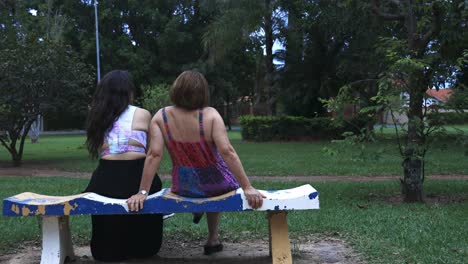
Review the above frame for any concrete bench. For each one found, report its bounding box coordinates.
[3,184,319,264]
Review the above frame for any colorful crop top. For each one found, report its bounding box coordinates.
[100,105,147,157]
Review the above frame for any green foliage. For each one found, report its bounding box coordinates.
[0,41,93,164]
[141,83,172,114]
[278,0,386,117]
[0,0,95,163]
[448,50,468,109]
[239,115,368,142]
[324,132,385,163]
[427,112,468,125]
[447,87,468,110]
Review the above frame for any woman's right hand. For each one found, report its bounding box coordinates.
[127,193,147,212]
[243,186,266,209]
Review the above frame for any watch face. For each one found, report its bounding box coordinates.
[140,190,148,195]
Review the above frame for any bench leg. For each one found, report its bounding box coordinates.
[268,211,292,264]
[41,216,75,264]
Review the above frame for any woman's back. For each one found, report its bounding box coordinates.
[100,106,150,160]
[158,106,239,197]
[161,106,210,142]
[127,71,264,256]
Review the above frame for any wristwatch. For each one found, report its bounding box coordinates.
[139,190,148,196]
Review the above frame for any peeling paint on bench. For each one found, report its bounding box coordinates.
[3,184,319,264]
[3,184,319,217]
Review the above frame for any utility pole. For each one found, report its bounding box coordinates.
[94,0,101,81]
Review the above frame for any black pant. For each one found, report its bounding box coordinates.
[84,158,163,262]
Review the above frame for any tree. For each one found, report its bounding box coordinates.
[279,0,386,118]
[203,0,281,115]
[370,0,467,202]
[0,41,93,165]
[446,49,468,110]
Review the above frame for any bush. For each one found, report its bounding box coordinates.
[239,115,368,141]
[141,83,171,114]
[427,112,468,125]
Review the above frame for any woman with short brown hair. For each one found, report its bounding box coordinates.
[169,70,209,110]
[128,70,265,255]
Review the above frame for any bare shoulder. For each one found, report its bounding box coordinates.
[153,108,164,122]
[134,107,152,122]
[203,107,222,119]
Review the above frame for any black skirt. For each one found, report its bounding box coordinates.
[84,158,163,262]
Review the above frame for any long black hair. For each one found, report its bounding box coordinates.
[86,70,135,159]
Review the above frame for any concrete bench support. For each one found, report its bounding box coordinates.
[268,211,292,264]
[41,216,75,264]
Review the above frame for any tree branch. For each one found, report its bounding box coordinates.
[372,0,405,21]
[389,108,405,156]
[18,120,33,160]
[347,79,379,87]
[389,0,403,7]
[0,136,13,154]
[417,4,442,51]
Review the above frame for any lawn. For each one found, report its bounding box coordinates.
[1,131,467,176]
[0,177,467,263]
[376,124,468,135]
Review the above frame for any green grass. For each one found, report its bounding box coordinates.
[377,124,468,135]
[1,177,467,263]
[0,132,468,176]
[441,125,468,133]
[1,131,467,176]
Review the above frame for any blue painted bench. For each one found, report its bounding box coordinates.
[3,184,319,264]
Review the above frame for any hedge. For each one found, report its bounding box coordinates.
[427,112,468,125]
[238,115,368,141]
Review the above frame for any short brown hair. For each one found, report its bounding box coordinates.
[170,70,209,110]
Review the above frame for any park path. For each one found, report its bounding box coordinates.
[1,167,468,182]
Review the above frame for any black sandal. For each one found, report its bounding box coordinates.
[192,212,204,224]
[203,243,223,255]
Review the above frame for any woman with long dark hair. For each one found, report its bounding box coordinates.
[84,70,163,262]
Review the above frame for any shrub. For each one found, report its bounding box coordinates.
[427,112,468,125]
[141,83,171,114]
[239,115,368,141]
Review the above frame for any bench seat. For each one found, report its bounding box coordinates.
[3,184,319,264]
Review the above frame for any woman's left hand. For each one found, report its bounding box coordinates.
[127,194,147,212]
[243,186,266,209]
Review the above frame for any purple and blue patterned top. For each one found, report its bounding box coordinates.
[162,107,240,198]
[101,105,147,157]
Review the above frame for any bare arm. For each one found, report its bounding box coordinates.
[211,109,265,208]
[127,111,165,211]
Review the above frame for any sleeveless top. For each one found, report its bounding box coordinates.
[101,105,147,157]
[162,107,240,198]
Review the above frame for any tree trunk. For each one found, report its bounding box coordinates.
[264,0,275,116]
[12,154,22,167]
[401,156,423,202]
[253,51,264,112]
[9,120,34,167]
[226,93,232,131]
[10,144,22,167]
[401,83,425,202]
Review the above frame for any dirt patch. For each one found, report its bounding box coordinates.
[0,237,365,264]
[1,167,468,182]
